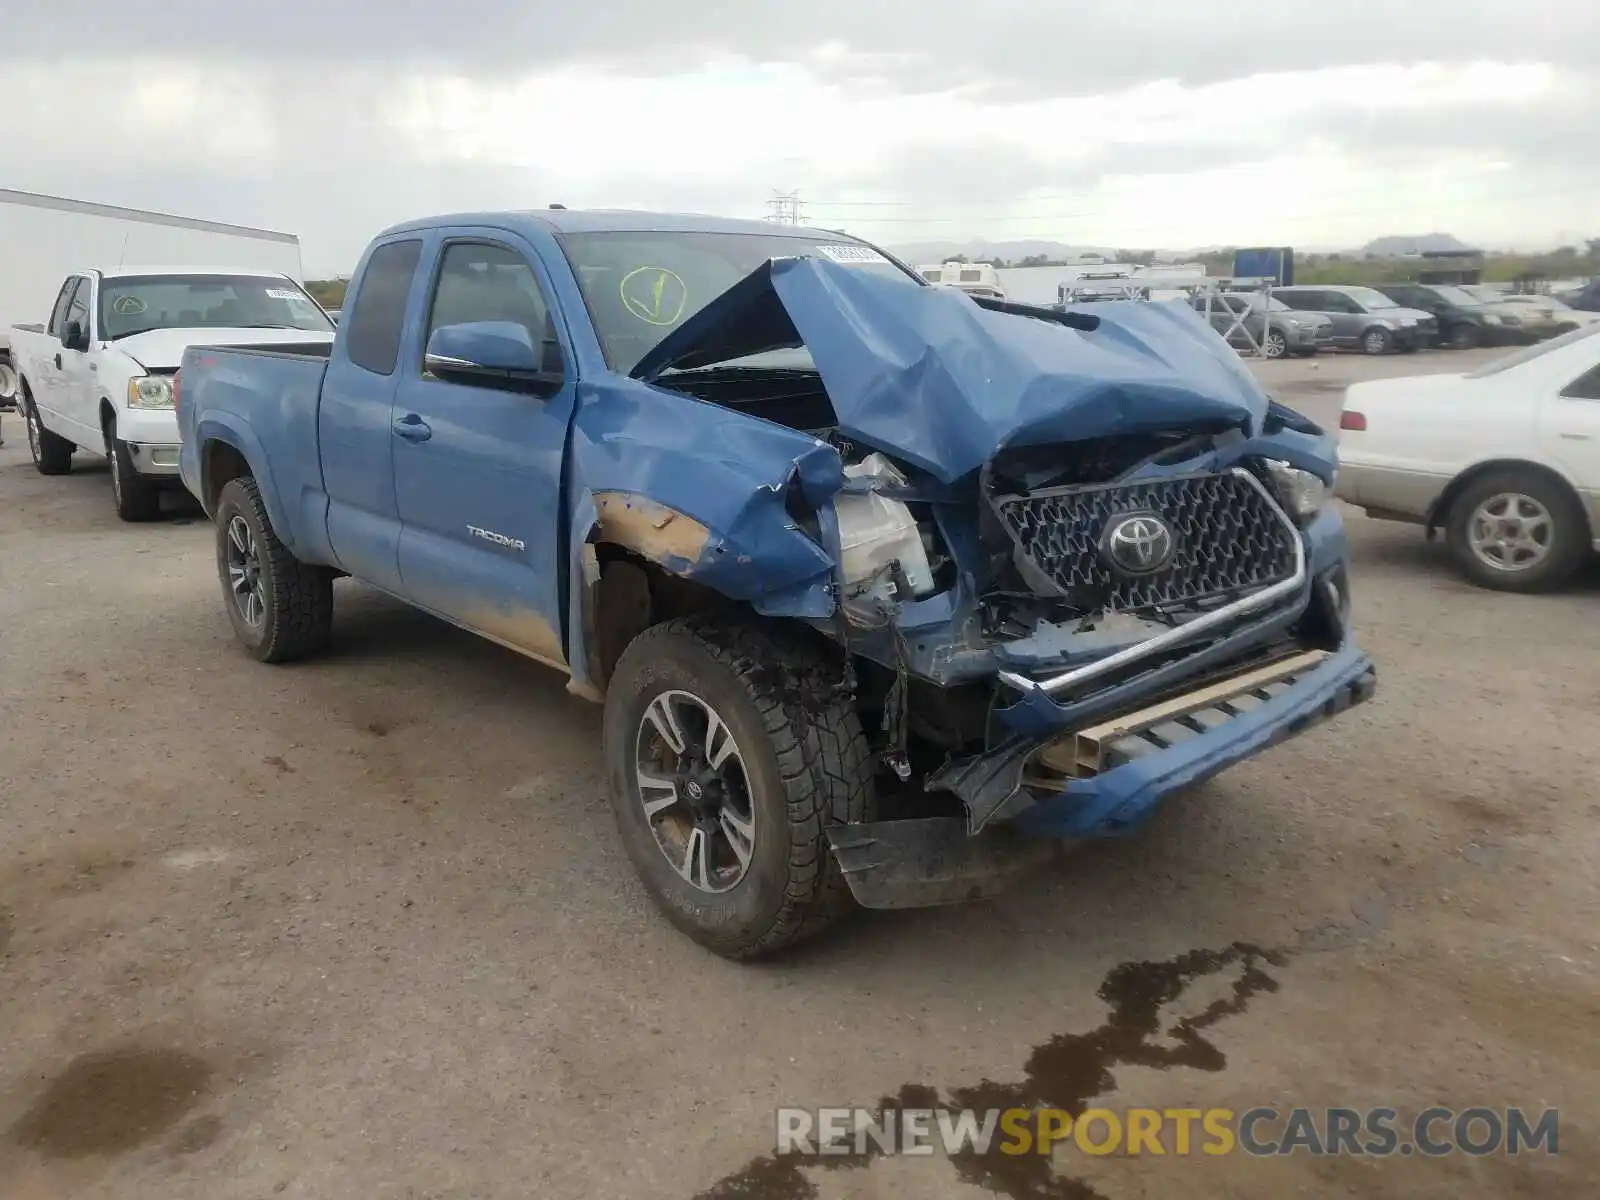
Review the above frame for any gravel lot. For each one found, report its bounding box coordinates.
[2,348,1597,1199]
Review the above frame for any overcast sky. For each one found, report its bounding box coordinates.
[6,0,1597,274]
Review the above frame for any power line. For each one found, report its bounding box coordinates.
[765,190,806,225]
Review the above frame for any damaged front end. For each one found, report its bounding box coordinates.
[612,255,1377,908]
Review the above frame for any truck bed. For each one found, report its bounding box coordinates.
[177,342,334,554]
[187,340,335,361]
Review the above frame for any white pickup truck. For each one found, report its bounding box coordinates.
[11,267,337,520]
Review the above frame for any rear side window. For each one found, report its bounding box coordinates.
[344,239,423,375]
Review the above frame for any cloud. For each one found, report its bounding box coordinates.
[11,0,1600,97]
[3,3,1597,272]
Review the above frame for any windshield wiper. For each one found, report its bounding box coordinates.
[658,364,815,378]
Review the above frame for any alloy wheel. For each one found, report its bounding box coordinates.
[1467,492,1553,573]
[633,689,756,894]
[225,515,266,628]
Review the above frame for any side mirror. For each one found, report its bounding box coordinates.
[424,321,563,395]
[61,320,89,352]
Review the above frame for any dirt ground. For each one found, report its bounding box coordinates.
[1,348,1597,1199]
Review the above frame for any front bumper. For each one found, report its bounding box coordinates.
[1010,645,1375,838]
[829,644,1376,908]
[1482,323,1539,347]
[1392,326,1434,349]
[123,441,182,477]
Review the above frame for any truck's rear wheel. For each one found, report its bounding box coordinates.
[105,417,162,522]
[602,617,874,960]
[214,476,334,662]
[24,394,74,475]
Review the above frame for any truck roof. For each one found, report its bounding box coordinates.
[377,208,849,240]
[91,265,296,280]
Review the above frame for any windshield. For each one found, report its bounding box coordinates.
[1461,285,1505,304]
[99,275,334,340]
[1429,285,1481,307]
[556,230,919,372]
[1231,295,1293,312]
[1466,323,1600,378]
[1343,287,1398,309]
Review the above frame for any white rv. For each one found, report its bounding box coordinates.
[0,189,307,404]
[917,261,1009,301]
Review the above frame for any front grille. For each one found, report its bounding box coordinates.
[992,471,1298,613]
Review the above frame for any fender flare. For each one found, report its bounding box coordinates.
[193,414,300,555]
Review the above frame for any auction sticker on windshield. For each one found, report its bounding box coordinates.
[815,245,890,265]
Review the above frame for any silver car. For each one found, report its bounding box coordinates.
[1272,285,1439,354]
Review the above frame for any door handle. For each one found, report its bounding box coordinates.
[54,353,62,370]
[393,414,432,442]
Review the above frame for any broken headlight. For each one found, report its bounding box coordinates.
[1263,459,1329,523]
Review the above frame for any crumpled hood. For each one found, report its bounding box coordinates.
[632,256,1270,483]
[112,326,336,371]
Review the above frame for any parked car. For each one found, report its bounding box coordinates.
[1337,325,1600,592]
[1455,285,1569,340]
[9,267,335,519]
[1272,285,1438,354]
[1556,279,1600,312]
[1188,292,1332,358]
[175,208,1374,959]
[1492,294,1599,333]
[1372,282,1532,349]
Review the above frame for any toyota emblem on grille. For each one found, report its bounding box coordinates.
[1100,511,1176,576]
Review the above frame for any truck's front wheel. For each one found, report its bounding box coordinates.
[105,417,162,522]
[214,476,334,662]
[602,618,874,960]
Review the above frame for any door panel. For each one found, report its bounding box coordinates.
[320,237,427,591]
[1540,366,1600,527]
[392,235,577,668]
[58,278,100,442]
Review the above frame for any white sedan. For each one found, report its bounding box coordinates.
[1336,325,1600,592]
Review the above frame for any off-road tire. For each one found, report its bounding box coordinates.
[214,476,334,662]
[105,417,162,522]
[24,391,74,475]
[1444,469,1589,594]
[603,617,875,959]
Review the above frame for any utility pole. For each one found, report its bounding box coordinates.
[765,190,805,226]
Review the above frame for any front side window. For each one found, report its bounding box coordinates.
[557,230,918,373]
[64,279,90,334]
[426,242,552,349]
[98,275,333,341]
[1562,361,1600,400]
[47,278,77,337]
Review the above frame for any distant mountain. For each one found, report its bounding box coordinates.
[1360,232,1476,257]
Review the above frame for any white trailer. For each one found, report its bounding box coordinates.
[0,189,305,401]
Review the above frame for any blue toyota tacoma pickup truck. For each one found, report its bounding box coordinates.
[176,208,1376,959]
